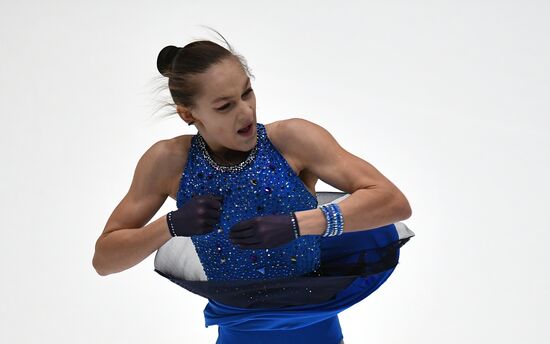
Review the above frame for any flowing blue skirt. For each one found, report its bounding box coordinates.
[156,223,414,343]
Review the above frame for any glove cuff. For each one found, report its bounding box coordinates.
[166,211,177,237]
[290,212,300,238]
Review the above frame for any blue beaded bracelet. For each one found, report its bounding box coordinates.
[325,204,338,236]
[320,203,344,237]
[329,203,344,236]
[320,204,333,236]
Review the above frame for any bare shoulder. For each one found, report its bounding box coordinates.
[123,134,190,199]
[157,134,193,167]
[279,118,411,215]
[128,135,191,198]
[267,117,331,143]
[100,135,192,235]
[264,119,304,170]
[266,118,334,170]
[268,117,401,194]
[155,135,194,199]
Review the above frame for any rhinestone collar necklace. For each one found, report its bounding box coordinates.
[196,132,259,172]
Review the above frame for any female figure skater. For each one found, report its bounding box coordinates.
[93,31,413,344]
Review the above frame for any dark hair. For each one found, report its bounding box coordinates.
[154,27,254,118]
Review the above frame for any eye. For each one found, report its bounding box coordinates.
[244,87,254,97]
[217,103,231,111]
[216,88,254,112]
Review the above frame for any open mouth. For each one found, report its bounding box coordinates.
[237,123,253,134]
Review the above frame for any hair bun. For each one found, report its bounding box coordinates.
[157,45,180,77]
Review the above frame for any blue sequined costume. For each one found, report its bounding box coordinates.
[154,122,415,344]
[177,122,321,281]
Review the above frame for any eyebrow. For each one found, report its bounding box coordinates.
[211,77,251,103]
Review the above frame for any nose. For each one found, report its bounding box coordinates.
[238,99,255,117]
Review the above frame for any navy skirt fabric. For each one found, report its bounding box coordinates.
[155,223,413,343]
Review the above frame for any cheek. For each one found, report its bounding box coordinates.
[215,126,227,136]
[215,123,235,138]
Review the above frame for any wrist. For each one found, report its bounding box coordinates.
[166,211,177,237]
[290,212,300,238]
[293,209,326,235]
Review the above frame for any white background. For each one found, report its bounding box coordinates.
[1,1,549,343]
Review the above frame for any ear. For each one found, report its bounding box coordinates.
[176,104,194,124]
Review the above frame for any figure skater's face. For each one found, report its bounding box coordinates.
[178,57,257,158]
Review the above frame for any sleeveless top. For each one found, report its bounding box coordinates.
[176,122,321,281]
[154,122,416,344]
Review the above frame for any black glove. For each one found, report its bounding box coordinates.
[229,213,300,249]
[166,194,223,237]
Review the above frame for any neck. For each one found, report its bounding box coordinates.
[207,146,251,166]
[200,135,254,166]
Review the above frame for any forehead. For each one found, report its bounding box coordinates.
[197,58,248,95]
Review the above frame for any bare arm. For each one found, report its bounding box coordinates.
[92,140,178,276]
[278,118,412,235]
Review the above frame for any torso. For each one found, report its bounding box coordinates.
[165,121,318,201]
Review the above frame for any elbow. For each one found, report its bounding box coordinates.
[92,239,111,276]
[92,254,109,276]
[391,191,412,220]
[399,198,412,220]
[401,204,412,220]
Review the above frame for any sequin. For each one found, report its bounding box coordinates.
[196,131,258,173]
[176,123,320,281]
